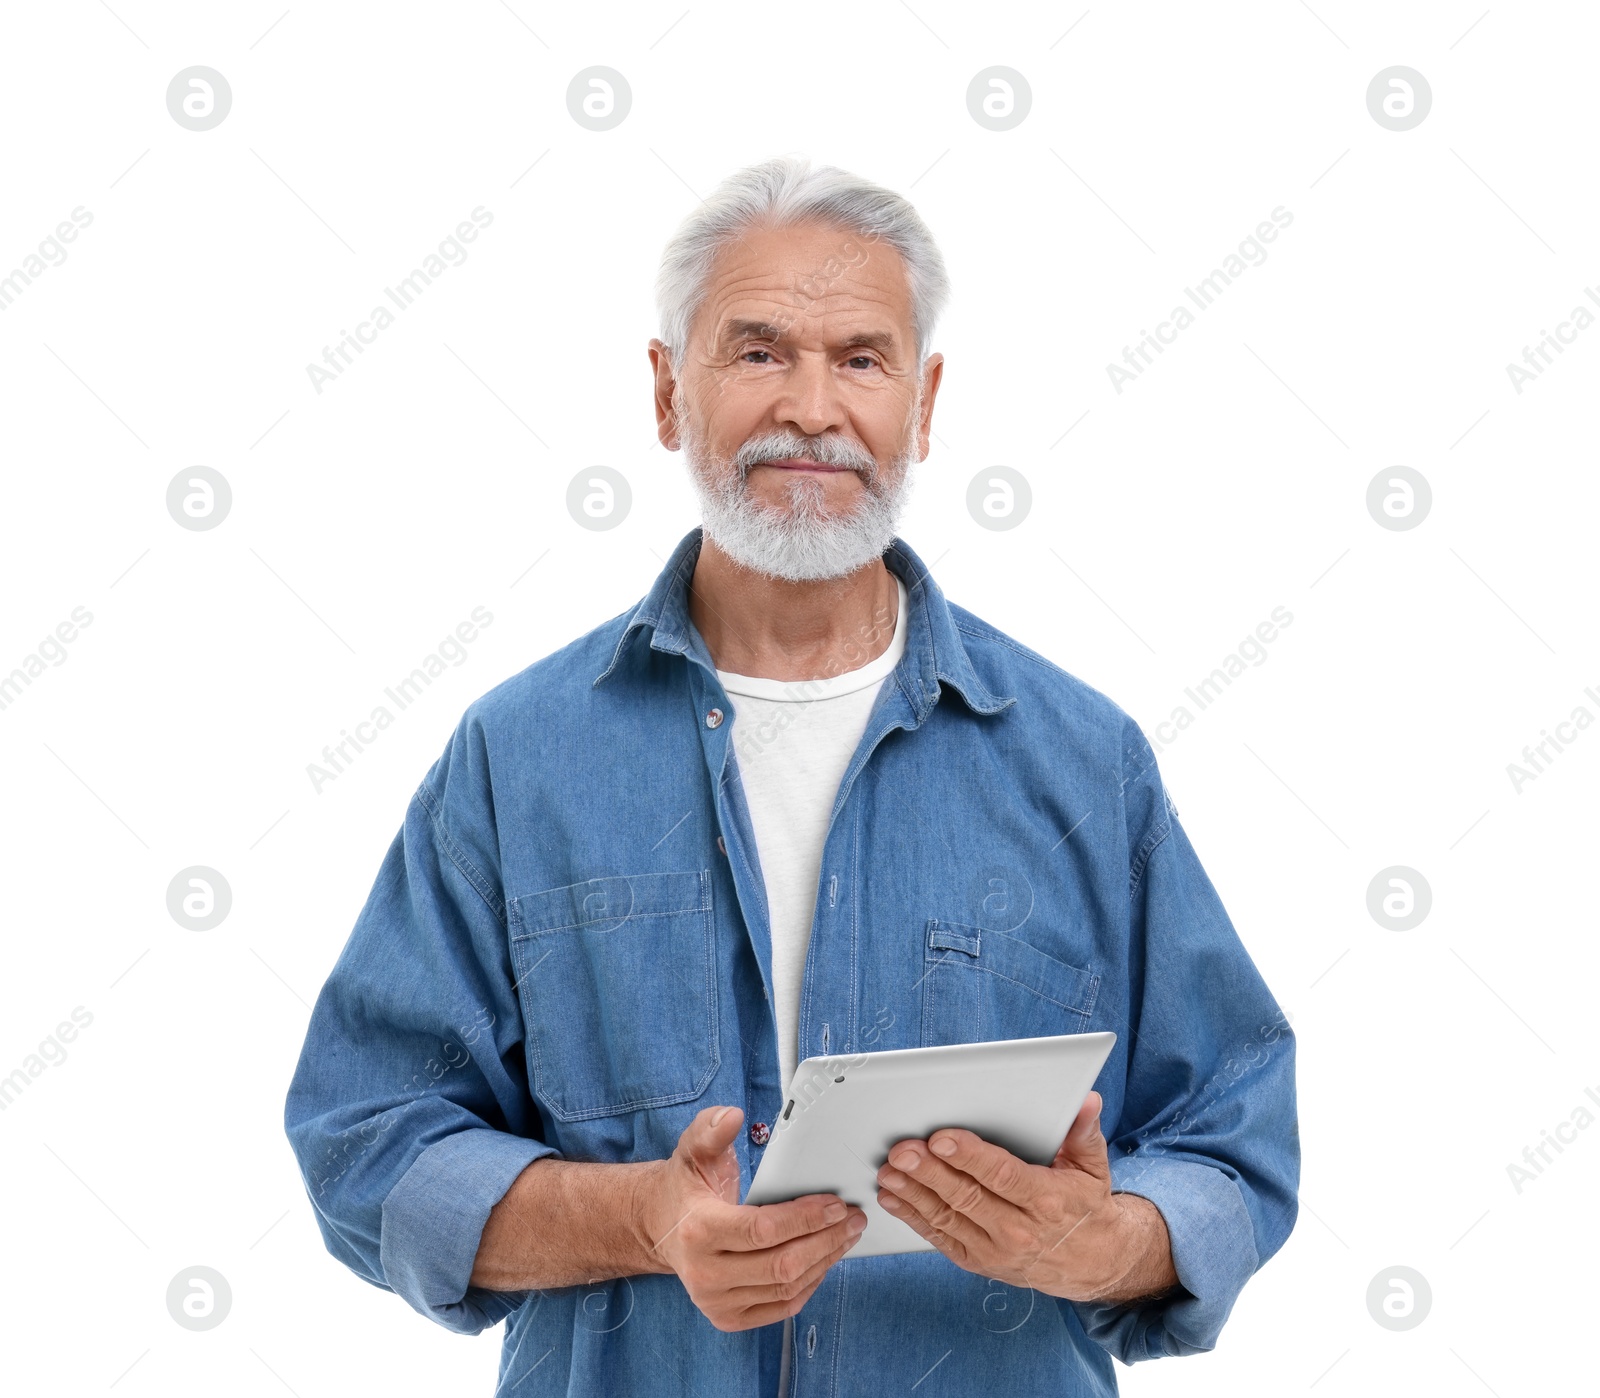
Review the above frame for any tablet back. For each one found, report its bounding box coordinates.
[744,1031,1117,1258]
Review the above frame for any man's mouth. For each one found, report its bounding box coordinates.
[756,457,854,473]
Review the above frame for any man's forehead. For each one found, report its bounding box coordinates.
[695,221,913,349]
[713,218,881,270]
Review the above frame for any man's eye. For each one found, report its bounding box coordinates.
[847,355,877,369]
[741,348,774,364]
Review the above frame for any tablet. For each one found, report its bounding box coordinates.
[743,1031,1117,1258]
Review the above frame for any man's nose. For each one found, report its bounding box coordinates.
[774,351,849,437]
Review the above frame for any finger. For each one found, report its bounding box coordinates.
[729,1266,828,1330]
[709,1210,867,1290]
[724,1193,860,1254]
[923,1127,1045,1209]
[1050,1091,1111,1182]
[876,1181,976,1261]
[877,1161,997,1256]
[683,1105,744,1200]
[720,1215,864,1305]
[879,1142,1015,1243]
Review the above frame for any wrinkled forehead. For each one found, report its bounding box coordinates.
[690,219,915,357]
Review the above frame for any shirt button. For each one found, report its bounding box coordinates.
[706,707,724,729]
[748,1120,770,1146]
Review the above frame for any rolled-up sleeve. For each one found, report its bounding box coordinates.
[284,715,561,1334]
[1071,717,1299,1361]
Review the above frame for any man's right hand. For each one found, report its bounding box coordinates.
[633,1104,868,1332]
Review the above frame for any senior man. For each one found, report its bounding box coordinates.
[285,156,1298,1396]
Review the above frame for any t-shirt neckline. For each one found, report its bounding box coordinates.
[716,574,908,702]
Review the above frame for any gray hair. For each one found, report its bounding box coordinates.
[654,155,950,370]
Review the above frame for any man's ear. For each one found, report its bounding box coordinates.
[915,352,945,461]
[647,338,681,450]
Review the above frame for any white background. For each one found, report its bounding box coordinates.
[2,1,1595,1394]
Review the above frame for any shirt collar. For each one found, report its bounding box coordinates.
[592,525,1015,719]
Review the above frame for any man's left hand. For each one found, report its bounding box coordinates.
[874,1090,1178,1304]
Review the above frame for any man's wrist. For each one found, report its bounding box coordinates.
[1077,1192,1181,1307]
[627,1158,673,1276]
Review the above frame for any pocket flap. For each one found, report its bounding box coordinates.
[927,919,1098,1017]
[512,869,707,937]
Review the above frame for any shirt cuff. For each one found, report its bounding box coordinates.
[379,1127,563,1334]
[1071,1154,1259,1362]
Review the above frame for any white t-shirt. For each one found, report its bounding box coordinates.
[714,573,908,1396]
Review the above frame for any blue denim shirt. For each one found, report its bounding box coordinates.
[284,525,1298,1396]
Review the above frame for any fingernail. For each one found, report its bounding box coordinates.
[824,1201,847,1223]
[930,1137,955,1157]
[848,1213,868,1234]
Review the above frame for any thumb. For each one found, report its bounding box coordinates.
[1051,1091,1111,1182]
[681,1105,743,1199]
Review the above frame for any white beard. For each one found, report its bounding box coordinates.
[678,393,921,583]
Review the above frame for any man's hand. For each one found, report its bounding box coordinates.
[874,1091,1180,1305]
[633,1104,868,1332]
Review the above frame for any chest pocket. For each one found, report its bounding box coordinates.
[920,919,1099,1048]
[509,870,720,1122]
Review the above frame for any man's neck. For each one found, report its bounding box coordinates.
[687,534,900,682]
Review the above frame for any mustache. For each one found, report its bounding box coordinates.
[732,430,879,478]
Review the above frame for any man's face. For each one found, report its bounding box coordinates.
[650,219,943,581]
